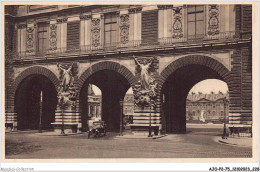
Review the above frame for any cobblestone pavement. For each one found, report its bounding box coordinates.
[5,125,252,159]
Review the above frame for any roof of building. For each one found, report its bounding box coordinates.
[186,92,229,102]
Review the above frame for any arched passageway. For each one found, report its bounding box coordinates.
[15,75,57,130]
[161,56,230,133]
[79,70,131,132]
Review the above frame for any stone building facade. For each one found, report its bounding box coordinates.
[186,92,229,123]
[5,5,252,135]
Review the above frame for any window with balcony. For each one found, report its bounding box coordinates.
[37,22,48,55]
[104,12,117,47]
[187,5,205,39]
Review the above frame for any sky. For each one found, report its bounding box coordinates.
[92,79,228,95]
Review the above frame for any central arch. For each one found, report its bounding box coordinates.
[78,61,136,132]
[160,55,231,133]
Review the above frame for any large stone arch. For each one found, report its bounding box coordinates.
[7,66,60,130]
[77,61,137,91]
[13,66,60,94]
[76,61,137,132]
[160,55,231,91]
[159,55,231,133]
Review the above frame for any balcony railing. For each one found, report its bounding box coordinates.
[12,31,250,61]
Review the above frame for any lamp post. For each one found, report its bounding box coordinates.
[119,99,123,136]
[59,96,66,136]
[148,98,152,137]
[60,102,65,135]
[39,91,42,133]
[222,97,228,139]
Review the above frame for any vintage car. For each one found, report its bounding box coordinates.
[88,121,106,138]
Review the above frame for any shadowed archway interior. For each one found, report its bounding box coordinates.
[162,64,228,133]
[80,70,131,132]
[15,75,57,130]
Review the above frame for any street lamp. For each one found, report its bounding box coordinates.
[222,97,228,139]
[39,91,43,133]
[60,102,66,135]
[148,98,152,137]
[119,99,123,136]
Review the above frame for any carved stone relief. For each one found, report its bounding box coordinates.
[91,18,101,47]
[49,24,57,51]
[26,26,34,53]
[208,5,220,35]
[172,7,183,39]
[57,63,78,109]
[120,14,129,44]
[133,56,158,109]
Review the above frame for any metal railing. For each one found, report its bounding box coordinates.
[11,31,250,60]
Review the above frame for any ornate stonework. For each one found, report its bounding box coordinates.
[17,24,27,29]
[172,7,183,39]
[80,15,91,20]
[49,24,57,51]
[133,56,158,109]
[157,5,173,10]
[26,26,34,53]
[57,63,78,109]
[208,5,220,35]
[91,18,101,47]
[120,14,129,44]
[128,7,142,14]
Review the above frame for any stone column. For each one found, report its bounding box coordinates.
[128,7,142,46]
[61,18,68,53]
[17,24,27,57]
[56,19,62,53]
[80,14,92,52]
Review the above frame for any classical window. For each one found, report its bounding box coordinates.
[104,12,117,46]
[187,5,205,39]
[37,22,49,54]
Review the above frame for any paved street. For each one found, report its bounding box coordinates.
[5,124,252,159]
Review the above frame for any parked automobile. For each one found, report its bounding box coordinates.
[88,121,106,138]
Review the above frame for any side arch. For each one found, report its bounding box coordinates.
[6,66,60,130]
[12,66,60,94]
[160,55,231,90]
[159,55,231,133]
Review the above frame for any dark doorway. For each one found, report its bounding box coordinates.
[15,75,57,130]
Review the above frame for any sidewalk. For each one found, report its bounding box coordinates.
[217,137,252,147]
